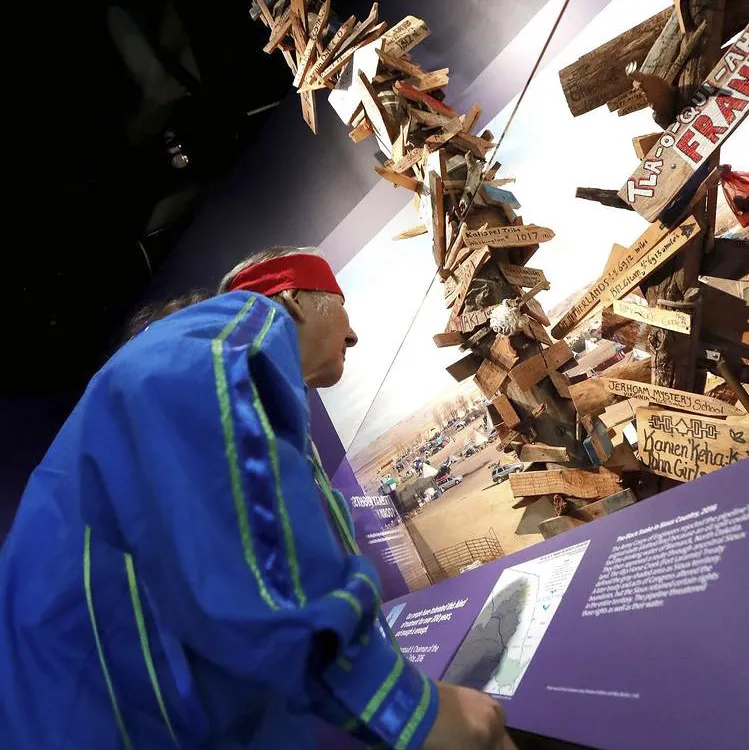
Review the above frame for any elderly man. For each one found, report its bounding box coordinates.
[0,247,513,749]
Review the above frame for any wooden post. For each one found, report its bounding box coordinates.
[641,0,726,393]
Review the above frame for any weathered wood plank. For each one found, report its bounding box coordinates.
[475,359,509,400]
[508,340,575,392]
[446,353,482,382]
[493,394,522,429]
[568,357,652,417]
[519,443,570,463]
[558,9,671,116]
[433,331,464,348]
[510,468,622,500]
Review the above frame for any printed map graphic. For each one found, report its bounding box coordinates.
[443,541,590,697]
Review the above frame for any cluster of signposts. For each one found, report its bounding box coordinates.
[251,1,748,539]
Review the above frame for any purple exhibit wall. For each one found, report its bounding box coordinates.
[382,460,749,750]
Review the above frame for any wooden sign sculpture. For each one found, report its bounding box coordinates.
[252,1,749,541]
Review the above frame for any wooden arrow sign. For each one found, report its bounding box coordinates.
[499,263,547,289]
[602,379,744,418]
[550,215,694,339]
[637,407,749,482]
[465,224,554,250]
[612,299,691,334]
[380,15,430,58]
[620,28,749,220]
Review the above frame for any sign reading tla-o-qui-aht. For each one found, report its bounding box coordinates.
[621,27,749,221]
[637,408,749,482]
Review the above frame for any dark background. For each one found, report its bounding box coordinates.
[3,0,609,538]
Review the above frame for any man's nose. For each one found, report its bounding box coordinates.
[345,327,358,347]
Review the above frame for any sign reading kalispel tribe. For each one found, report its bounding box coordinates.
[620,27,749,220]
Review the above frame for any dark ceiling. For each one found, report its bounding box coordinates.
[11,0,301,395]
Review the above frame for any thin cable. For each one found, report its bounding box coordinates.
[488,0,572,166]
[346,272,439,452]
[345,0,572,452]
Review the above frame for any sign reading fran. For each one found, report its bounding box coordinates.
[637,408,749,482]
[620,27,749,221]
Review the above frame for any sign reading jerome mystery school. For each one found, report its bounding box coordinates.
[636,408,749,482]
[602,378,744,417]
[620,27,749,221]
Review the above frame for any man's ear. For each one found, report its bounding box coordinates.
[277,289,307,324]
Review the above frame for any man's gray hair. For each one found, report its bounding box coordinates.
[217,246,324,294]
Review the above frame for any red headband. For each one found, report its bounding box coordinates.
[227,254,344,300]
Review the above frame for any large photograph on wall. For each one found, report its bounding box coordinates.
[316,0,748,591]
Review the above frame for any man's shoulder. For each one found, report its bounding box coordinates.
[99,293,294,394]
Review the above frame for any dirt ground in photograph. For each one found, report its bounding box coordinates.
[406,446,553,560]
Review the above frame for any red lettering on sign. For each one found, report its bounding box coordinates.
[693,114,727,143]
[728,65,749,97]
[716,93,747,125]
[676,130,702,163]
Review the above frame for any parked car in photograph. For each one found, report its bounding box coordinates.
[454,420,466,431]
[437,475,463,491]
[463,444,477,457]
[491,462,524,484]
[487,429,498,442]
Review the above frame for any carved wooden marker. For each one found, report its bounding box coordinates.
[602,379,744,418]
[448,246,490,319]
[404,68,450,92]
[380,15,430,58]
[612,299,691,334]
[550,215,695,339]
[509,468,622,500]
[508,340,575,392]
[300,90,317,133]
[620,28,749,220]
[499,263,547,288]
[465,225,555,250]
[292,0,331,88]
[636,407,749,482]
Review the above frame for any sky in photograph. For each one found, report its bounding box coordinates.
[320,0,748,456]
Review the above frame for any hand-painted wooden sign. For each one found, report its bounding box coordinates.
[612,298,691,334]
[292,0,331,88]
[550,216,693,339]
[305,14,357,85]
[499,263,547,289]
[602,379,743,418]
[451,306,496,333]
[636,407,749,482]
[465,224,554,250]
[381,15,429,58]
[599,219,699,306]
[620,28,749,220]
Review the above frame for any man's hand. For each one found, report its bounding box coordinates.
[424,682,518,750]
